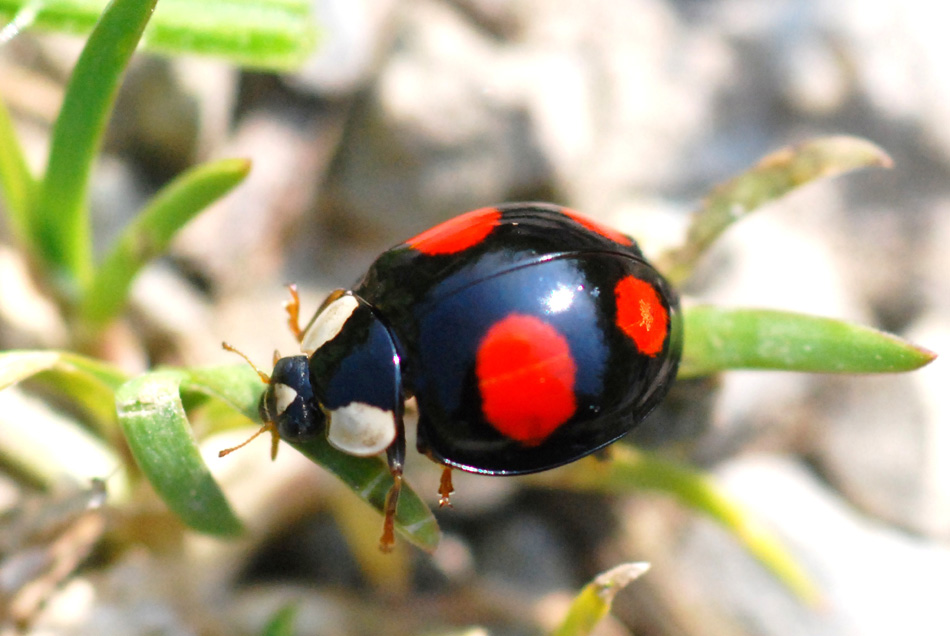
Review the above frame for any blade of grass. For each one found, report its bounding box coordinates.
[0,350,61,390]
[259,605,299,636]
[117,370,244,536]
[539,446,821,605]
[0,349,125,392]
[141,0,317,70]
[33,0,158,297]
[79,158,250,332]
[552,563,651,636]
[679,306,937,378]
[180,363,268,423]
[0,0,317,71]
[659,136,893,285]
[0,93,37,246]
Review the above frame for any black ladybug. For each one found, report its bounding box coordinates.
[223,203,682,550]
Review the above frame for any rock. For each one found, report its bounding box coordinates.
[289,0,399,96]
[669,455,950,636]
[323,0,732,241]
[109,57,238,180]
[810,314,949,539]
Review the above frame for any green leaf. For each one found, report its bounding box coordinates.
[0,392,123,491]
[659,136,893,285]
[680,306,938,378]
[0,0,317,71]
[179,363,267,424]
[0,350,128,490]
[117,370,244,537]
[33,0,159,295]
[0,94,37,246]
[0,349,127,392]
[0,350,62,391]
[79,158,250,332]
[538,446,821,605]
[0,350,126,433]
[259,604,299,636]
[552,563,651,636]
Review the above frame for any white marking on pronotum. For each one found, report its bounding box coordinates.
[301,294,360,354]
[327,402,397,456]
[273,383,298,416]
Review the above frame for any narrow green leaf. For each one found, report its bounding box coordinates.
[659,136,893,285]
[79,158,250,331]
[117,370,244,536]
[0,391,123,492]
[541,446,821,605]
[0,93,37,246]
[0,349,127,391]
[259,604,299,636]
[0,350,125,433]
[552,563,650,636]
[0,351,127,491]
[179,363,441,552]
[33,0,158,295]
[0,0,317,71]
[180,363,267,424]
[0,350,62,391]
[680,306,938,378]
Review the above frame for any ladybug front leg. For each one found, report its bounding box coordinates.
[379,413,406,552]
[283,284,303,342]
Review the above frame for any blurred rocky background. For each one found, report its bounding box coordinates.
[1,0,948,634]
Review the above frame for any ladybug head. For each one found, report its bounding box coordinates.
[218,344,328,461]
[259,354,325,442]
[219,289,402,462]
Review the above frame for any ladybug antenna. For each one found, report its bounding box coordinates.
[218,421,279,460]
[222,341,271,385]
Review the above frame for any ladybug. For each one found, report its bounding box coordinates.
[222,203,682,550]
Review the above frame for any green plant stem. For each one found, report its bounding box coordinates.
[0,0,317,70]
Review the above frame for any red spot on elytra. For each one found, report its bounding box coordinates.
[407,207,502,255]
[614,276,668,356]
[475,314,577,445]
[561,208,633,246]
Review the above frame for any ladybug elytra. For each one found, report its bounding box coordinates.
[223,203,682,550]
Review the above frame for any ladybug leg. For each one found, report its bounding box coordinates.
[284,284,303,342]
[438,467,454,508]
[379,413,406,552]
[217,421,280,460]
